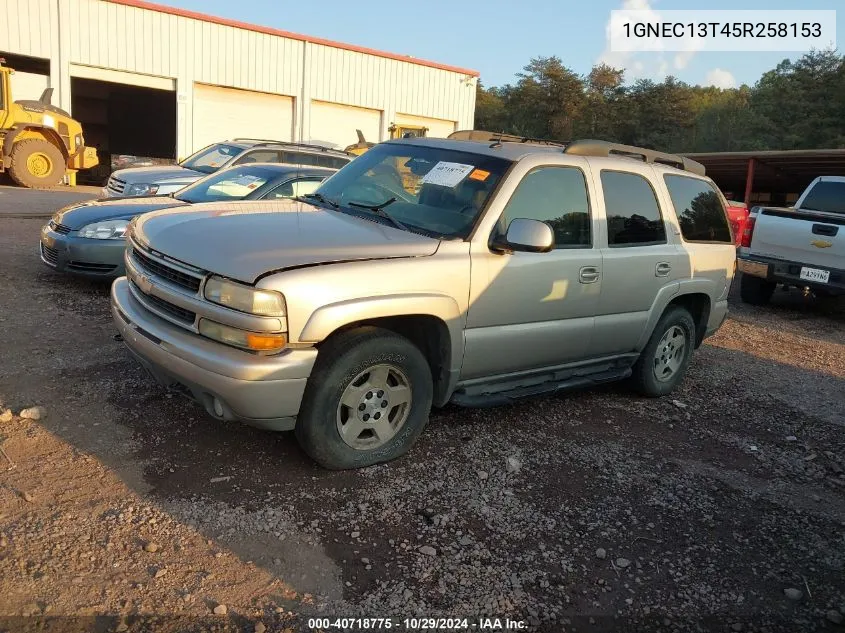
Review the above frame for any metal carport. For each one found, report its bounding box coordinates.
[683,149,845,206]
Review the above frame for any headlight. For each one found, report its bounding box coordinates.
[125,183,159,196]
[204,276,285,316]
[78,219,130,240]
[199,319,287,352]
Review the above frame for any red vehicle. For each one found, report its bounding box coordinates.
[725,200,749,247]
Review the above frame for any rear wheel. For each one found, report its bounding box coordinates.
[740,274,776,305]
[295,327,433,470]
[8,138,66,188]
[631,306,695,397]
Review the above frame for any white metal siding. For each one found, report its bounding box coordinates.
[310,101,382,148]
[0,0,54,58]
[192,83,294,151]
[0,0,476,157]
[394,113,456,138]
[9,71,50,101]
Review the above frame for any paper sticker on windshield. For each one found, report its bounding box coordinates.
[469,168,490,182]
[231,175,264,187]
[420,161,475,188]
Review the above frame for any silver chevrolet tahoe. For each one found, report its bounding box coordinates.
[110,134,736,470]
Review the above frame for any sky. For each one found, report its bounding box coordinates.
[158,0,842,89]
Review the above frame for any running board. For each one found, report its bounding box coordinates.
[450,362,634,408]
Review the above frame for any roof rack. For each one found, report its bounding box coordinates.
[564,139,706,176]
[235,139,352,155]
[448,129,568,148]
[448,130,705,176]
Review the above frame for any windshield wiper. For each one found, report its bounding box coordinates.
[347,198,409,231]
[299,192,340,209]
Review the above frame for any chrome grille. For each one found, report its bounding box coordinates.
[130,281,196,324]
[107,176,126,194]
[49,221,72,234]
[41,243,58,265]
[131,247,202,294]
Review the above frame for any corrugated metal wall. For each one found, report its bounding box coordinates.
[0,0,476,156]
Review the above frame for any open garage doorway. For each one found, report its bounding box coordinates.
[70,75,176,185]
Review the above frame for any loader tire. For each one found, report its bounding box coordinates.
[8,138,65,188]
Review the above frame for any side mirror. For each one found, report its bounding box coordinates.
[493,218,554,253]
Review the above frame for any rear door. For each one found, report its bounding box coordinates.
[590,165,684,356]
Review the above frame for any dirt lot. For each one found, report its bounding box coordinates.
[1,216,844,633]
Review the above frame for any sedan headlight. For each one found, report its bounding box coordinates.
[78,219,131,240]
[204,276,286,316]
[125,183,159,196]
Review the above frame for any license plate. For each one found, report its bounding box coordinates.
[738,260,769,278]
[799,266,830,284]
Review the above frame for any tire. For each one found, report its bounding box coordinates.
[8,138,66,188]
[631,306,696,397]
[295,326,433,470]
[739,274,776,306]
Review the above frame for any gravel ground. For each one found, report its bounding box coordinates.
[1,216,843,633]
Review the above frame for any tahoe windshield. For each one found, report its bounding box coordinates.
[314,143,511,238]
[175,165,282,203]
[180,143,241,174]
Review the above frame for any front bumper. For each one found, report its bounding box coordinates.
[110,277,317,430]
[738,255,845,295]
[39,224,126,277]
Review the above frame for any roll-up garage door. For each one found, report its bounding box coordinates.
[192,83,294,152]
[310,101,381,149]
[393,113,456,138]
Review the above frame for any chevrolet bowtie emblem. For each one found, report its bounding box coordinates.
[810,239,833,249]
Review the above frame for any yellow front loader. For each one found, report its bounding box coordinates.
[0,60,98,187]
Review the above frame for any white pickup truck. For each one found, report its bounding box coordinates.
[737,176,844,304]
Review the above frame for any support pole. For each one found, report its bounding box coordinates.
[743,157,756,208]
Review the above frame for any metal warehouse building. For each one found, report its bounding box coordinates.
[1,0,478,181]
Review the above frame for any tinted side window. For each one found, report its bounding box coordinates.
[495,166,591,248]
[798,180,845,214]
[235,150,281,165]
[263,178,323,200]
[601,171,666,246]
[664,175,732,243]
[326,156,351,169]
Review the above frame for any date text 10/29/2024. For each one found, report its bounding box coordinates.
[307,617,528,630]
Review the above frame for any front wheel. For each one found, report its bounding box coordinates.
[295,327,433,470]
[8,138,66,188]
[631,306,695,397]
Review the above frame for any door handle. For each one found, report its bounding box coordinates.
[655,262,672,277]
[812,223,838,237]
[579,266,600,284]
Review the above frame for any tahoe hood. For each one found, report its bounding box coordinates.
[133,200,440,284]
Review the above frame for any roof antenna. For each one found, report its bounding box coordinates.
[489,131,505,149]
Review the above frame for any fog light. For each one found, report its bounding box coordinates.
[212,398,224,417]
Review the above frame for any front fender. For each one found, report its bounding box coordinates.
[299,293,465,374]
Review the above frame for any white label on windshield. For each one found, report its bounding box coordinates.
[420,161,475,188]
[230,175,264,186]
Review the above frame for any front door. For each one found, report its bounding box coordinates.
[463,163,602,380]
[590,166,683,356]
